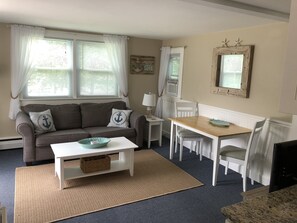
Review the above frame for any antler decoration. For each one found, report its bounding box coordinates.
[220,38,244,47]
[222,38,229,47]
[235,38,243,46]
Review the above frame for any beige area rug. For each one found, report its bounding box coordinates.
[14,149,203,223]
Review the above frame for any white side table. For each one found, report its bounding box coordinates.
[144,115,164,148]
[0,204,7,223]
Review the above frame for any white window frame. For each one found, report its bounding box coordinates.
[165,47,184,99]
[76,40,117,98]
[21,30,119,101]
[22,37,74,99]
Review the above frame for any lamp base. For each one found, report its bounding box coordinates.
[146,107,153,118]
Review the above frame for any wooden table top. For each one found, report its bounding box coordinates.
[169,116,251,137]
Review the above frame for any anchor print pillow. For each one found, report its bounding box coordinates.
[29,109,56,134]
[107,108,132,128]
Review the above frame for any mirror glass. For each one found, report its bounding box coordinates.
[219,54,244,89]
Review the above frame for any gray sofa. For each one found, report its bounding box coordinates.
[16,101,146,165]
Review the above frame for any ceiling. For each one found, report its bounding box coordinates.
[0,0,291,40]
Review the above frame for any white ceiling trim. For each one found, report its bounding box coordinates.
[180,0,289,21]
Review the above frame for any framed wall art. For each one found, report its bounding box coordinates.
[130,55,155,74]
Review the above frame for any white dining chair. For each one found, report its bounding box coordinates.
[218,119,266,192]
[174,101,204,161]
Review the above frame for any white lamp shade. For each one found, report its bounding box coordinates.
[142,93,156,107]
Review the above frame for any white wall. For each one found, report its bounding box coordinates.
[162,23,290,122]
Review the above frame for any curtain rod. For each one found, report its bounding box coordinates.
[160,45,187,50]
[6,23,130,39]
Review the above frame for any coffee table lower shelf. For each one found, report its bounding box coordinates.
[55,153,134,190]
[64,160,130,180]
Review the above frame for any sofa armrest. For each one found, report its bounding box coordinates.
[16,111,36,163]
[130,111,146,147]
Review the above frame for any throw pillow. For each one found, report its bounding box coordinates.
[29,109,56,134]
[107,108,132,128]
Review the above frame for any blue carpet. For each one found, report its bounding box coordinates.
[0,138,261,223]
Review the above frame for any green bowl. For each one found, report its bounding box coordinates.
[209,119,230,127]
[78,137,111,149]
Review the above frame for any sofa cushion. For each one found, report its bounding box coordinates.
[36,129,90,147]
[22,104,82,130]
[107,108,132,128]
[84,126,136,139]
[29,109,56,134]
[80,101,126,128]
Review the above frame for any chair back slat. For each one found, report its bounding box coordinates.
[175,101,198,118]
[244,119,266,165]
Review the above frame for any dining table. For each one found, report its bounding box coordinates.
[169,116,252,186]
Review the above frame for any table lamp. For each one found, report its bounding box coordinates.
[142,92,156,118]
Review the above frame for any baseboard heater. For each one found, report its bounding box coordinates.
[0,138,23,150]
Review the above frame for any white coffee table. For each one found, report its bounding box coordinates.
[51,136,138,190]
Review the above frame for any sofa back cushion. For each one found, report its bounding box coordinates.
[21,104,81,130]
[80,101,126,128]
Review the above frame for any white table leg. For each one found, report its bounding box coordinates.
[129,149,134,176]
[169,121,174,159]
[159,122,163,146]
[212,138,221,186]
[148,122,152,148]
[54,157,58,176]
[58,158,65,190]
[0,206,7,223]
[119,150,134,176]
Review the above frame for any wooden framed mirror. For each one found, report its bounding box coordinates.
[210,45,254,98]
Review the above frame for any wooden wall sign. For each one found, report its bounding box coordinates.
[130,55,155,74]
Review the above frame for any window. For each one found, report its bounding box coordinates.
[166,47,184,98]
[23,33,117,99]
[25,39,73,97]
[77,41,116,96]
[167,53,180,81]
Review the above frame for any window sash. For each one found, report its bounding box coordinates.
[24,38,73,98]
[78,70,117,97]
[76,40,117,97]
[167,53,181,81]
[24,68,72,98]
[165,47,184,99]
[23,35,118,99]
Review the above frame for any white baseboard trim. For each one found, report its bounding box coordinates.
[0,139,23,150]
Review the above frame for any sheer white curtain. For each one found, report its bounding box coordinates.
[103,35,129,107]
[155,46,171,117]
[9,25,45,120]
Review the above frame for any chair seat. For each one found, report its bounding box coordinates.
[220,145,246,161]
[177,129,203,138]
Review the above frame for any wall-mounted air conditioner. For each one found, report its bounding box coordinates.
[166,81,178,97]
